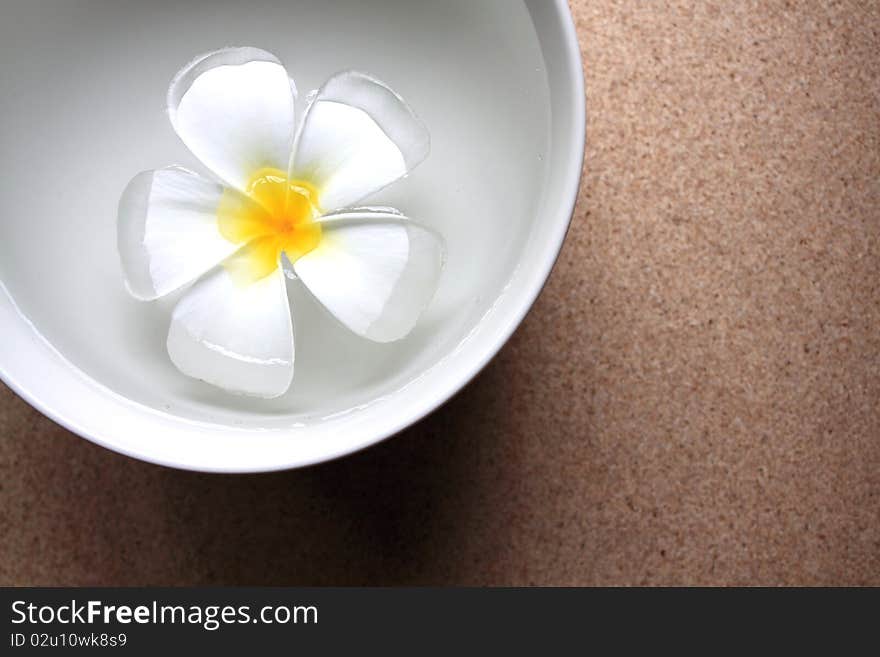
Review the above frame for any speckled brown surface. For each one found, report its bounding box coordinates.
[1,1,879,586]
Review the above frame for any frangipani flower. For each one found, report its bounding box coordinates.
[118,47,444,398]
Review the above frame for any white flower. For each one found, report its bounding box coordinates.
[117,47,444,398]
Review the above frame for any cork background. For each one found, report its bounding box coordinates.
[1,1,878,586]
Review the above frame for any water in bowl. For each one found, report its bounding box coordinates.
[0,0,551,427]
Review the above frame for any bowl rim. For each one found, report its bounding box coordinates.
[0,0,585,473]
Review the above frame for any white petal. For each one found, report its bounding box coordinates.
[294,210,444,342]
[118,167,245,300]
[167,267,294,398]
[168,47,296,192]
[291,71,429,212]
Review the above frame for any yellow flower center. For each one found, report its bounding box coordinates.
[217,168,322,284]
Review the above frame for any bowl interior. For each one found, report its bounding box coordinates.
[0,0,582,470]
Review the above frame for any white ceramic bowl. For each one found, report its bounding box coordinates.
[0,0,584,471]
